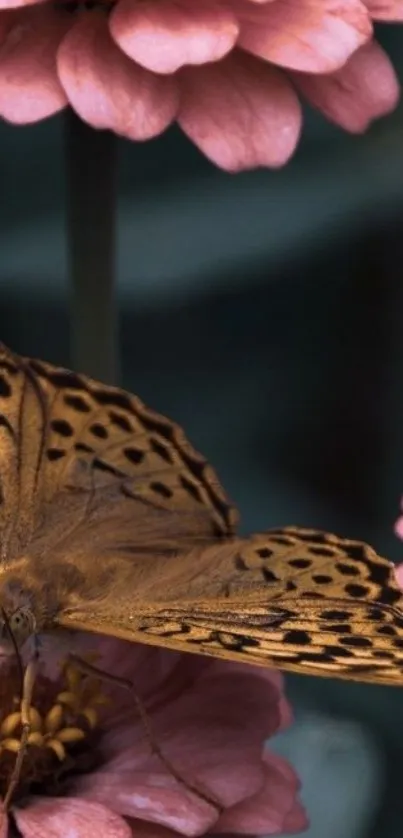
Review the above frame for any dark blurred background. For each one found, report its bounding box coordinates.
[1,23,403,838]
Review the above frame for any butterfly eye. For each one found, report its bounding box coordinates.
[8,608,36,646]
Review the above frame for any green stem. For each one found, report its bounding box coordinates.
[65,110,119,384]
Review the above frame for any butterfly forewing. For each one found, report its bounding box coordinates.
[0,344,402,686]
[0,345,236,565]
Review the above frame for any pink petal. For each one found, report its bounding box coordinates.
[364,0,403,19]
[75,664,283,833]
[14,797,132,838]
[0,6,68,122]
[292,39,400,132]
[216,754,308,834]
[0,0,47,11]
[236,0,372,73]
[104,659,287,755]
[208,662,293,731]
[178,52,301,171]
[394,499,403,541]
[57,12,179,139]
[75,773,219,837]
[110,0,239,74]
[394,563,403,590]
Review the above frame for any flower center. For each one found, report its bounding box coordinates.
[0,659,107,806]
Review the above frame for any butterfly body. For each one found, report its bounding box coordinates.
[0,344,403,685]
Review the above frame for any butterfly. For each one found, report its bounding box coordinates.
[0,342,402,687]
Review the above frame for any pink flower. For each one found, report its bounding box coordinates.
[395,499,403,544]
[0,0,401,171]
[0,634,307,838]
[393,504,403,588]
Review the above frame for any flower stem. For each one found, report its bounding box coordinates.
[65,110,119,384]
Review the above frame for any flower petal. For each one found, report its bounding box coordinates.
[215,753,308,835]
[74,773,219,837]
[394,563,403,589]
[14,797,132,838]
[237,0,372,72]
[0,6,68,122]
[57,12,178,139]
[178,52,301,171]
[0,0,46,11]
[110,0,239,74]
[75,662,285,834]
[292,40,400,132]
[363,0,403,19]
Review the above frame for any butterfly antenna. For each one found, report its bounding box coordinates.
[69,654,223,814]
[0,610,36,811]
[0,607,23,694]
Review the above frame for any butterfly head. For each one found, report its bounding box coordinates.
[0,570,39,652]
[0,605,37,650]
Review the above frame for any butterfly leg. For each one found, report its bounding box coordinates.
[3,658,37,810]
[67,653,222,814]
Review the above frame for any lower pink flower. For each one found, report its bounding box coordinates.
[395,499,403,544]
[0,0,401,170]
[0,634,307,838]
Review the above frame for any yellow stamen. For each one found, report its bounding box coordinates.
[2,738,21,754]
[57,727,86,744]
[28,706,42,733]
[44,704,63,734]
[0,657,108,801]
[1,712,21,737]
[27,732,44,748]
[81,707,97,729]
[56,691,78,709]
[46,739,66,761]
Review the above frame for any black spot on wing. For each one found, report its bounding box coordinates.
[321,623,351,634]
[30,365,87,391]
[47,448,66,461]
[151,481,172,499]
[336,563,360,576]
[51,419,73,437]
[0,376,11,398]
[344,584,369,598]
[262,568,278,583]
[320,610,352,621]
[109,410,132,433]
[377,625,397,637]
[64,394,91,413]
[213,631,260,651]
[90,423,108,439]
[283,630,311,645]
[234,555,248,571]
[339,636,373,648]
[124,447,145,465]
[150,438,173,463]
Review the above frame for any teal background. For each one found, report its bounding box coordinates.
[1,24,403,838]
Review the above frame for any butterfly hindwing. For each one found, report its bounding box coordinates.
[56,528,403,686]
